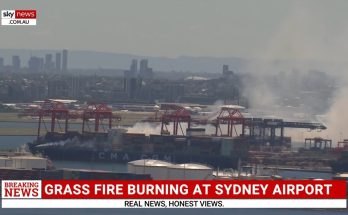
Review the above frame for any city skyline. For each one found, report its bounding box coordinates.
[1,0,348,62]
[0,49,68,73]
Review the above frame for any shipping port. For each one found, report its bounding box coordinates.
[22,99,347,173]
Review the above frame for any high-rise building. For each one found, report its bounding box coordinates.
[125,77,142,99]
[124,59,142,99]
[48,80,69,98]
[45,54,54,72]
[130,59,138,75]
[62,49,68,72]
[70,76,80,98]
[55,53,61,72]
[223,65,229,74]
[139,59,153,79]
[28,56,43,73]
[139,59,148,73]
[12,55,21,72]
[39,58,44,72]
[222,64,233,77]
[0,58,4,70]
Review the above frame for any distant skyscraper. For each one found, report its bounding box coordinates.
[12,55,20,72]
[39,58,44,72]
[139,59,153,79]
[28,56,43,73]
[62,49,68,72]
[223,65,229,74]
[139,59,148,74]
[45,54,54,72]
[222,64,233,76]
[70,76,80,98]
[0,57,4,69]
[55,53,61,72]
[130,59,138,75]
[124,59,142,98]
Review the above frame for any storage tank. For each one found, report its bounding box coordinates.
[127,159,173,180]
[168,163,213,180]
[11,156,47,170]
[0,157,12,168]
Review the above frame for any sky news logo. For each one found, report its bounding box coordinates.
[1,10,36,26]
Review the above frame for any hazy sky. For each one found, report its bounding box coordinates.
[1,0,348,61]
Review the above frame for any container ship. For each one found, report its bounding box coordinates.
[28,129,249,169]
[330,140,348,173]
[26,101,327,169]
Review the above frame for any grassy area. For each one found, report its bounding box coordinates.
[0,113,37,122]
[0,128,38,136]
[0,111,154,122]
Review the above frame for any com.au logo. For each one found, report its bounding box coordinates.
[1,10,37,26]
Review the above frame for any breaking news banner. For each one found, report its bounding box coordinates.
[0,180,347,208]
[1,10,37,26]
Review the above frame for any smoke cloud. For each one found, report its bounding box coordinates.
[240,1,348,145]
[321,84,348,144]
[126,122,161,135]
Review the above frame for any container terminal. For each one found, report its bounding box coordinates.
[21,99,347,173]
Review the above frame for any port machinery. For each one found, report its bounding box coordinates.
[35,100,121,139]
[26,101,335,168]
[160,103,191,136]
[81,103,121,133]
[158,104,245,137]
[37,100,69,138]
[213,105,245,137]
[29,100,327,146]
[156,103,327,146]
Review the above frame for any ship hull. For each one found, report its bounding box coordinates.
[331,161,348,173]
[37,147,241,169]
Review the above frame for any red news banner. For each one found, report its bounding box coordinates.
[1,180,347,208]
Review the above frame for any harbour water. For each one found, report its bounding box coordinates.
[0,122,346,214]
[0,135,36,150]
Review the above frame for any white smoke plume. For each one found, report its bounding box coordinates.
[206,100,225,112]
[239,1,348,145]
[321,84,348,144]
[126,122,161,135]
[241,74,277,110]
[36,137,98,148]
